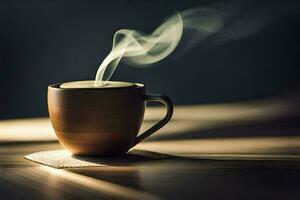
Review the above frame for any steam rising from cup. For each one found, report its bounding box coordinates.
[94,6,225,86]
[94,1,299,86]
[94,13,183,86]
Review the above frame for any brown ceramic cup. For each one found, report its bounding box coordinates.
[48,81,173,156]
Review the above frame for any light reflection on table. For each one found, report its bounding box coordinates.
[0,95,300,200]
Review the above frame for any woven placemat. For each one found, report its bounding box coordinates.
[25,149,172,169]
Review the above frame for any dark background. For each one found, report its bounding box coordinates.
[0,0,299,119]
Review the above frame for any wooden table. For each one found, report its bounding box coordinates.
[1,97,300,200]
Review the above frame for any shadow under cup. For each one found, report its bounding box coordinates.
[48,81,173,156]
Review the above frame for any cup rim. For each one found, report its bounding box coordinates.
[48,80,144,91]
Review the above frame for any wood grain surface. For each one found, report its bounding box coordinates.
[0,97,300,200]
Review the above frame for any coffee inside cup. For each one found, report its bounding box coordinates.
[60,81,134,89]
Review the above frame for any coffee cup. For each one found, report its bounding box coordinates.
[48,81,173,156]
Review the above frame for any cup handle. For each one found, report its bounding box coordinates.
[133,94,173,146]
